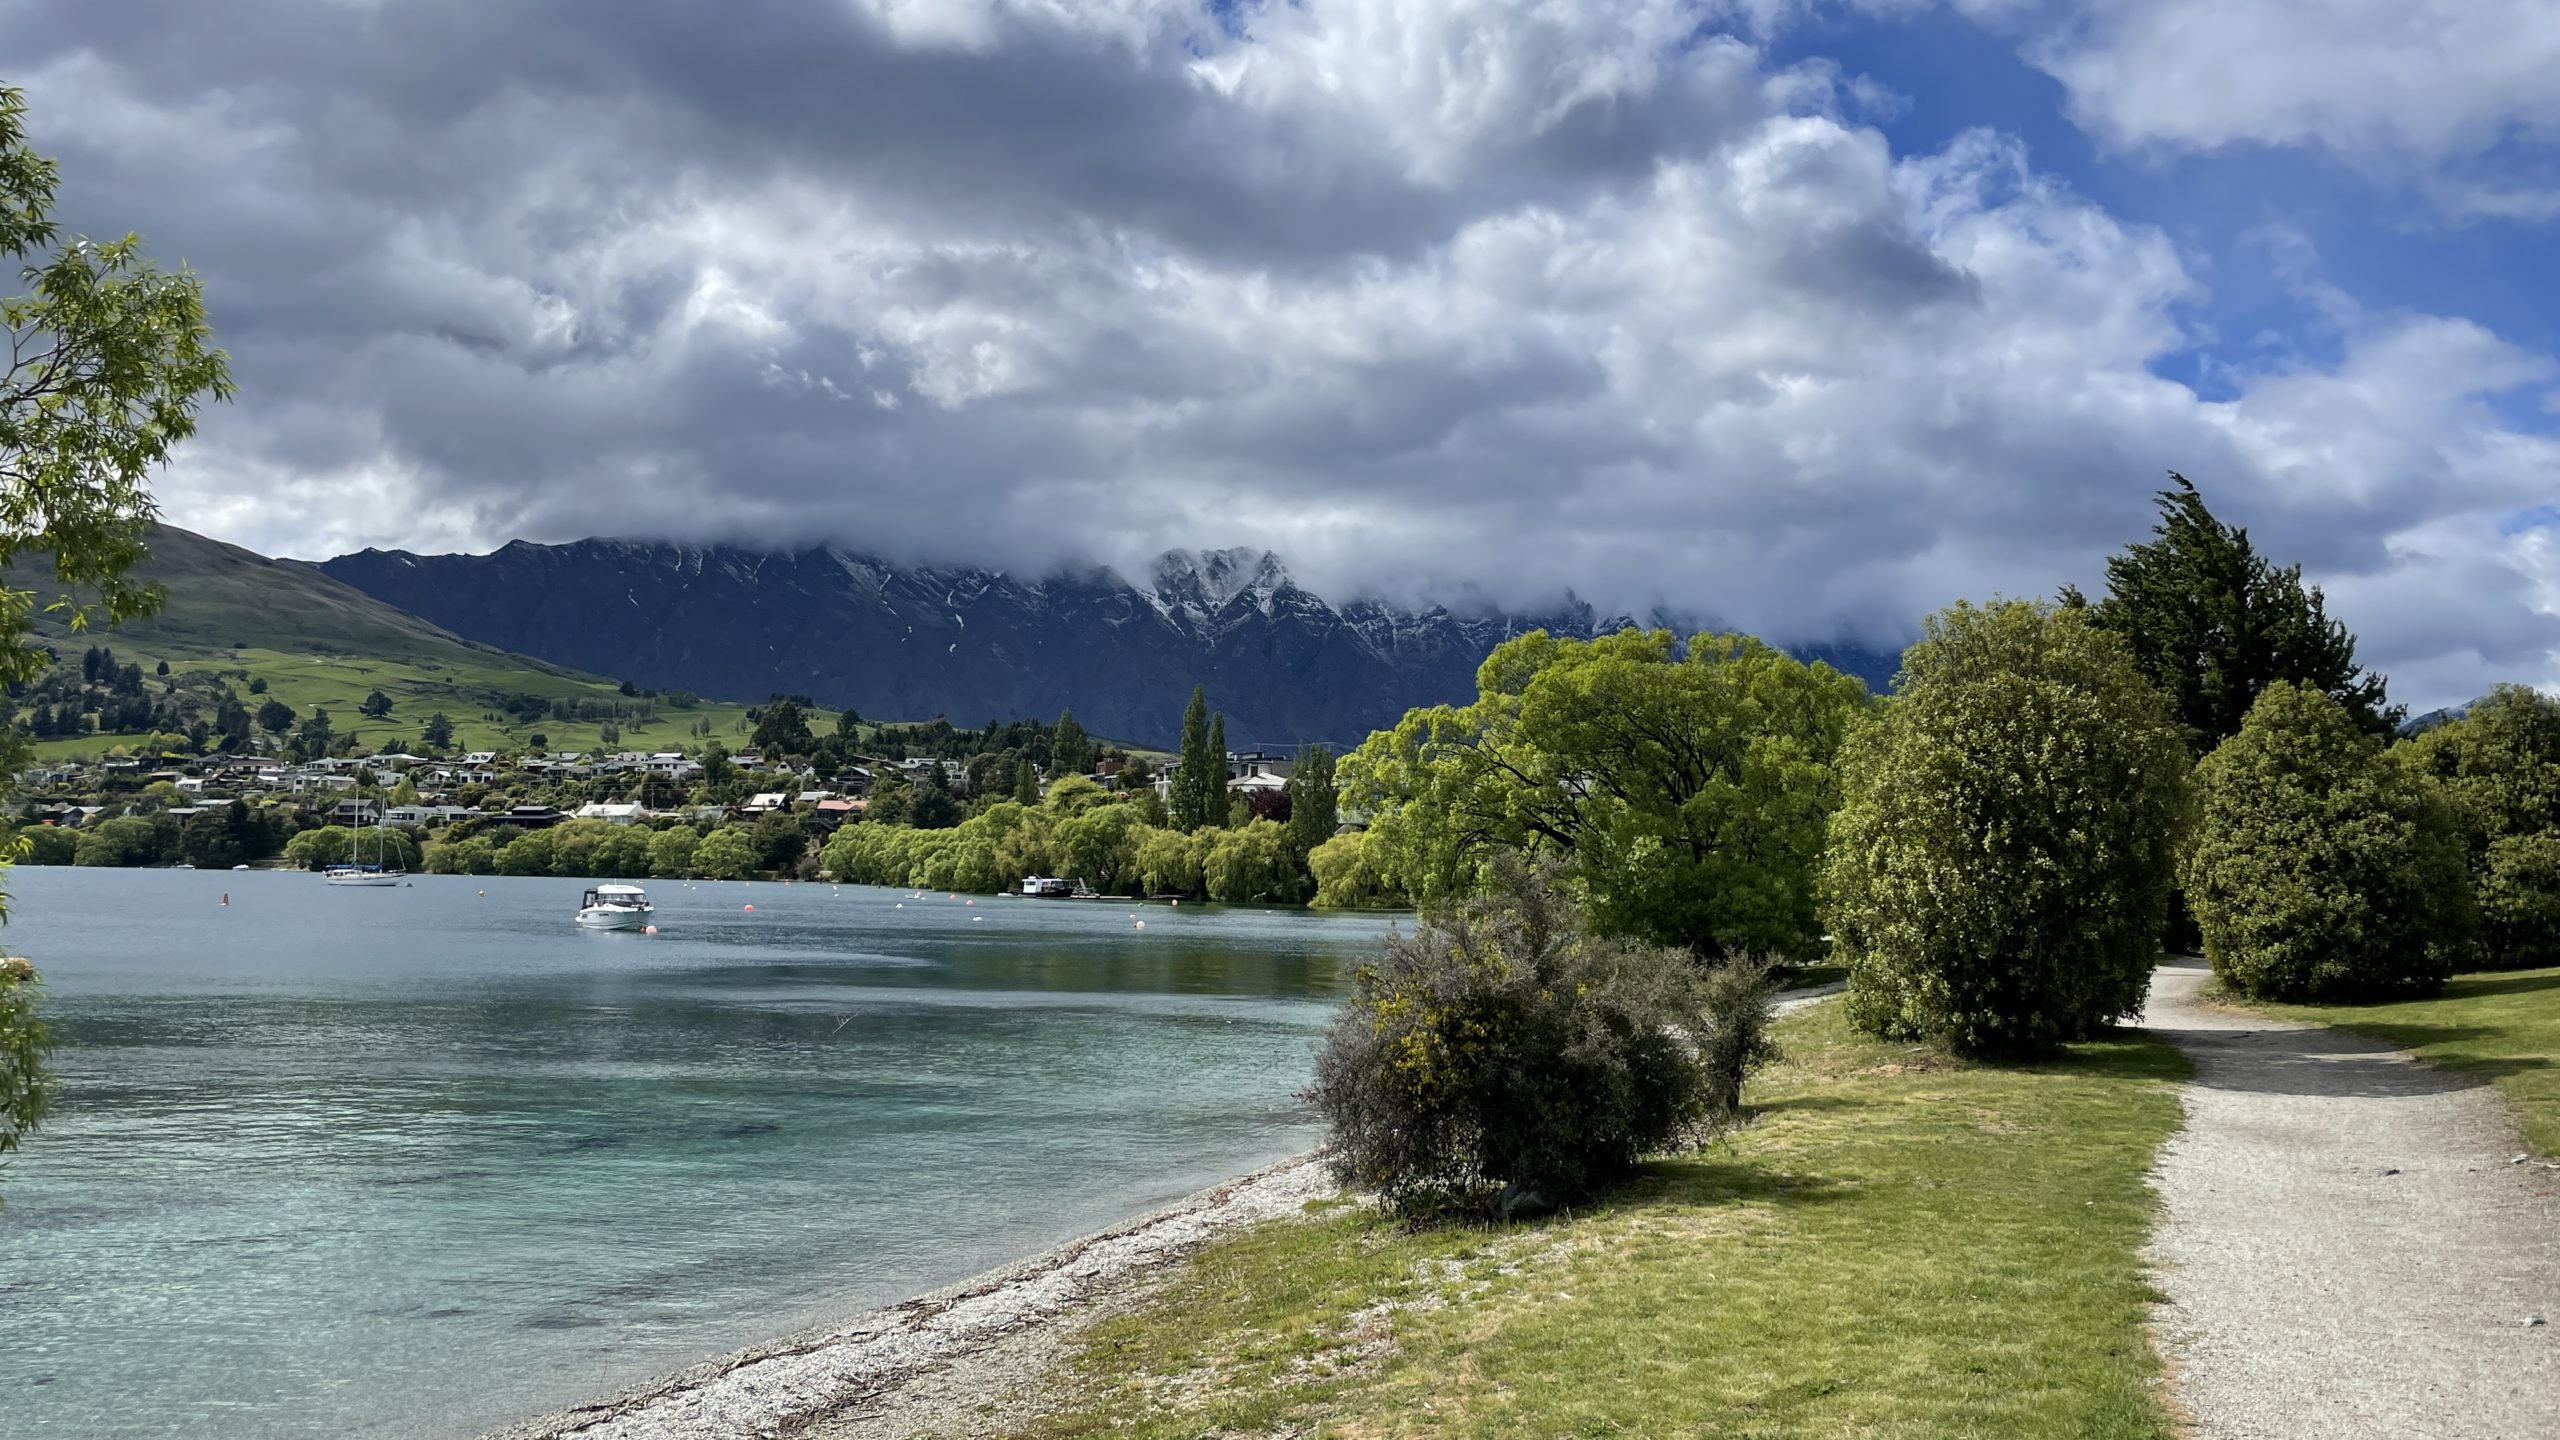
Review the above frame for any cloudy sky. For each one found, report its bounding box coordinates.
[10,0,2559,707]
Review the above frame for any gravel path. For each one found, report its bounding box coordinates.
[2144,961,2560,1438]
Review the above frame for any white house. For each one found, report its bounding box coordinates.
[574,802,648,825]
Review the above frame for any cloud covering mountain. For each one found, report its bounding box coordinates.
[8,0,2557,709]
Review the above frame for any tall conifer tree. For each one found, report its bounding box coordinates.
[1206,713,1230,827]
[1172,686,1211,830]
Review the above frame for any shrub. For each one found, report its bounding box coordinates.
[1308,855,1719,1222]
[2186,682,2475,1002]
[1696,956,1783,1120]
[14,826,76,866]
[1828,600,2190,1056]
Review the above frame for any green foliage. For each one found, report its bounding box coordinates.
[1044,774,1109,815]
[2396,684,2560,969]
[0,86,233,787]
[1203,819,1299,903]
[1056,804,1145,893]
[282,824,421,873]
[1138,826,1210,896]
[256,696,293,733]
[1308,831,1401,909]
[1285,744,1338,859]
[648,825,699,879]
[358,687,392,719]
[14,824,74,866]
[74,814,176,867]
[1696,956,1784,1119]
[1308,855,1721,1221]
[692,825,757,880]
[0,955,49,1211]
[2478,834,2560,971]
[750,698,815,757]
[1343,628,1867,958]
[1049,707,1093,778]
[420,710,454,749]
[1172,686,1216,831]
[2075,473,2397,749]
[2185,682,2473,1002]
[1012,758,1040,805]
[1829,600,2190,1056]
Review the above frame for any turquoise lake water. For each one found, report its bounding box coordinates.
[0,867,1395,1438]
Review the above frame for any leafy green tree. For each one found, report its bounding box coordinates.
[647,825,700,879]
[750,698,815,757]
[1,954,46,1213]
[1012,758,1040,806]
[15,825,75,866]
[1345,629,1867,959]
[1285,744,1338,859]
[749,811,807,870]
[1203,714,1229,828]
[1204,819,1297,902]
[495,830,557,877]
[2186,683,2474,1001]
[908,783,963,830]
[74,815,173,867]
[1049,708,1093,778]
[248,676,267,695]
[1171,686,1213,831]
[1308,831,1402,909]
[1056,804,1146,894]
[420,711,455,750]
[295,707,333,757]
[692,826,757,880]
[2072,473,2398,749]
[1138,826,1210,897]
[256,697,293,734]
[359,688,392,720]
[1828,600,2190,1056]
[2396,684,2560,969]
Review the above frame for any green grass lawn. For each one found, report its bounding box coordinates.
[1006,1002,2190,1439]
[26,644,834,763]
[2249,967,2560,1157]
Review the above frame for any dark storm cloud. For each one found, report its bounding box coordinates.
[5,0,2555,705]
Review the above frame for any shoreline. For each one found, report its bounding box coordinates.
[481,1154,1337,1440]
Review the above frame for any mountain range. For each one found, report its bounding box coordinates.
[319,539,1898,747]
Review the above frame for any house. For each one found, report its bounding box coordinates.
[742,791,792,816]
[808,797,865,831]
[502,804,565,829]
[386,803,474,828]
[574,802,647,826]
[175,777,211,795]
[327,798,383,827]
[462,752,499,766]
[288,772,358,795]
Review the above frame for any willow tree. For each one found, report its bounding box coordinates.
[1,86,231,1205]
[1342,628,1868,959]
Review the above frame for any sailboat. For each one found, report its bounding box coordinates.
[324,804,406,887]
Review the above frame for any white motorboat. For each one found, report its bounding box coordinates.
[1020,875,1076,898]
[576,884,654,930]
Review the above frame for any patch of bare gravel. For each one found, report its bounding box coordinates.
[2144,962,2560,1439]
[481,1157,1334,1440]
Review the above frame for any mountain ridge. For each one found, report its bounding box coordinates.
[320,538,1900,747]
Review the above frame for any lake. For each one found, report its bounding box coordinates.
[0,867,1396,1438]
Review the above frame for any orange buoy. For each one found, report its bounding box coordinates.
[743,904,755,913]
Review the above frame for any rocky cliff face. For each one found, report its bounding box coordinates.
[319,540,1895,746]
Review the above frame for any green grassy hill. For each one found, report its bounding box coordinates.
[17,525,825,759]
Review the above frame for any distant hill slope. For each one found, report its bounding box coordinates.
[14,526,806,758]
[322,539,1901,748]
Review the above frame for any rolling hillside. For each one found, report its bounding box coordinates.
[14,526,821,759]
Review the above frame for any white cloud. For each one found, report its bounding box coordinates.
[1963,0,2560,178]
